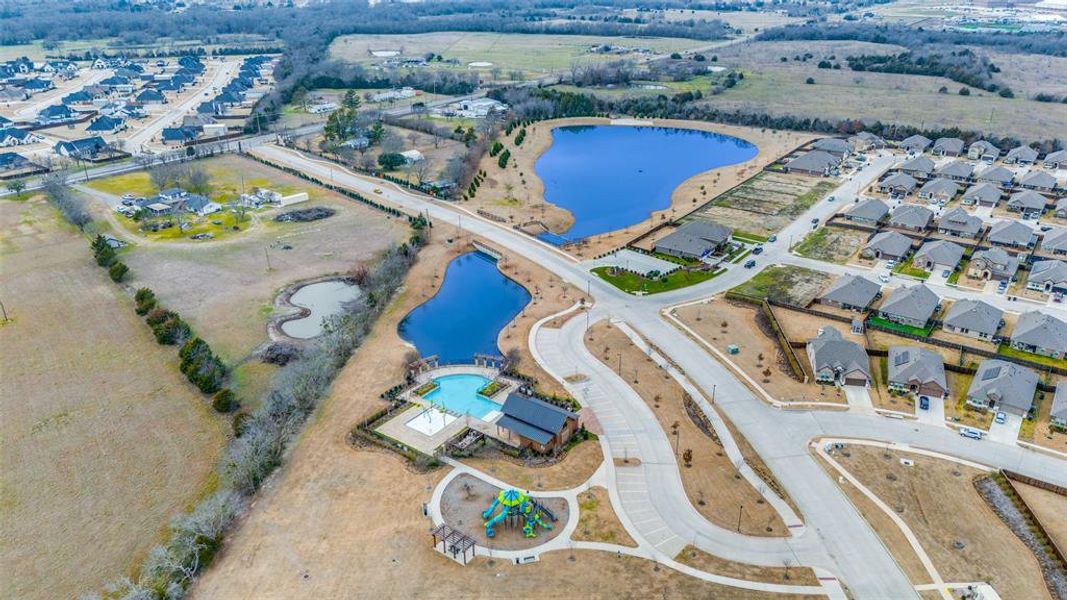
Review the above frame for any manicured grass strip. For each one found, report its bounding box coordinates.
[892,262,931,280]
[732,231,770,244]
[947,262,965,285]
[730,248,753,264]
[868,316,934,338]
[997,344,1067,370]
[591,265,724,295]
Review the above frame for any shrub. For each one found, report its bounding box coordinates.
[134,287,157,315]
[805,77,815,85]
[497,149,511,168]
[212,389,239,413]
[108,261,129,282]
[180,337,227,394]
[91,235,116,266]
[232,411,252,436]
[377,152,406,170]
[489,140,504,156]
[146,309,189,345]
[959,87,971,96]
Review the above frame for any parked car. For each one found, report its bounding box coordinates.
[941,269,950,278]
[752,246,763,255]
[768,235,777,243]
[743,259,757,269]
[959,427,983,440]
[1041,225,1053,232]
[919,396,929,410]
[997,281,1008,294]
[810,218,819,224]
[827,195,836,202]
[995,412,1007,425]
[885,260,896,269]
[879,272,890,283]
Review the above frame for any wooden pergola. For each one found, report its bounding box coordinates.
[431,524,476,566]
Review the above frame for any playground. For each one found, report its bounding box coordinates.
[440,473,569,551]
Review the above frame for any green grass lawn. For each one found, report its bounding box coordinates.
[86,172,157,198]
[868,316,934,338]
[997,344,1067,370]
[729,248,752,264]
[732,231,770,244]
[892,261,931,280]
[591,265,724,295]
[947,262,965,285]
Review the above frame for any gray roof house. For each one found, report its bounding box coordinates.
[1010,311,1067,360]
[1019,171,1058,193]
[913,239,964,271]
[889,204,934,231]
[1006,190,1048,216]
[986,220,1036,249]
[1044,150,1067,169]
[845,197,890,224]
[1042,227,1067,255]
[932,137,965,156]
[1059,198,1067,219]
[966,359,1038,415]
[898,156,936,178]
[878,172,918,198]
[497,393,580,452]
[976,165,1014,187]
[961,183,1002,207]
[849,131,886,151]
[1052,383,1067,429]
[900,134,932,154]
[863,230,913,261]
[918,178,958,203]
[935,160,976,181]
[937,207,984,239]
[968,140,1001,162]
[819,274,881,312]
[785,150,838,176]
[888,346,948,398]
[1005,145,1039,165]
[806,327,871,386]
[812,137,853,157]
[654,221,733,260]
[878,283,939,329]
[942,299,1003,340]
[1026,259,1067,295]
[968,247,1020,282]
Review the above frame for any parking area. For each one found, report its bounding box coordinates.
[986,411,1023,444]
[915,394,947,427]
[844,385,874,411]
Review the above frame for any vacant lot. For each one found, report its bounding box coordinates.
[793,226,867,263]
[686,171,835,239]
[1014,482,1067,551]
[0,197,225,600]
[833,446,1050,600]
[729,264,832,306]
[573,486,636,546]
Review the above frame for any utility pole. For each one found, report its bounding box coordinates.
[736,504,744,532]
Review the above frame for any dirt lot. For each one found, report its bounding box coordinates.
[440,474,568,550]
[674,298,846,405]
[586,321,789,535]
[832,446,1051,600]
[464,116,812,258]
[1014,482,1067,551]
[728,264,833,306]
[0,197,226,600]
[460,439,602,491]
[190,225,776,599]
[676,545,818,586]
[573,486,636,547]
[793,226,868,264]
[687,171,836,240]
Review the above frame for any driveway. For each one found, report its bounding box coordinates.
[915,395,946,428]
[986,412,1023,445]
[843,386,874,411]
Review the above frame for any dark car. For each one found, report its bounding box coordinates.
[752,246,763,255]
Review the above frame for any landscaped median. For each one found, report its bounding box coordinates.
[591,265,725,295]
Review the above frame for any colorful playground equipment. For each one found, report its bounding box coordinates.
[481,488,556,538]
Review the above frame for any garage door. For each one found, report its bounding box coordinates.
[845,377,868,387]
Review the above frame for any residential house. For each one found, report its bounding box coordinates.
[161,126,200,144]
[21,77,54,93]
[0,127,41,147]
[1044,150,1067,170]
[1052,383,1067,430]
[935,160,975,182]
[1006,190,1048,217]
[937,207,984,239]
[878,173,917,198]
[961,183,1002,207]
[942,299,1003,340]
[818,274,881,312]
[913,240,964,271]
[897,156,935,179]
[1011,311,1067,360]
[900,135,933,154]
[99,75,132,93]
[61,90,93,106]
[986,220,1036,249]
[1026,260,1067,295]
[968,140,1000,162]
[654,221,733,260]
[863,231,913,261]
[887,346,948,398]
[0,151,34,172]
[806,327,871,387]
[1043,227,1067,255]
[1005,145,1039,166]
[849,132,886,151]
[932,137,965,157]
[976,165,1014,187]
[495,393,579,453]
[889,204,934,232]
[1058,198,1067,219]
[878,283,939,329]
[136,89,166,104]
[86,115,126,134]
[182,194,223,217]
[54,136,108,159]
[812,137,852,158]
[784,150,838,176]
[37,103,77,124]
[400,149,424,163]
[0,87,27,102]
[0,115,10,126]
[845,197,890,225]
[1019,171,1058,193]
[966,359,1037,416]
[968,247,1020,281]
[917,178,958,204]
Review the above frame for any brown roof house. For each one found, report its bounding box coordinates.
[888,346,948,398]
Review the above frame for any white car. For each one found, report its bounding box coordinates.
[885,260,896,269]
[879,272,890,283]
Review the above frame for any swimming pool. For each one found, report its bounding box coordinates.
[422,373,502,420]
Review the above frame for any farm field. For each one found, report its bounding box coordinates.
[0,197,226,600]
[328,32,708,76]
[685,171,835,239]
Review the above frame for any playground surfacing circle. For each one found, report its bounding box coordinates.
[440,473,569,551]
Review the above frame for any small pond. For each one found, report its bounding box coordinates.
[280,279,362,339]
[398,251,531,363]
[533,125,758,241]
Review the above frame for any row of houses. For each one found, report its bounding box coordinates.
[196,55,271,117]
[900,134,1067,169]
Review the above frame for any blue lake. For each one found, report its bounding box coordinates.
[398,251,531,363]
[534,125,758,241]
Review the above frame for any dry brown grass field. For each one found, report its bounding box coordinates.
[0,197,226,600]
